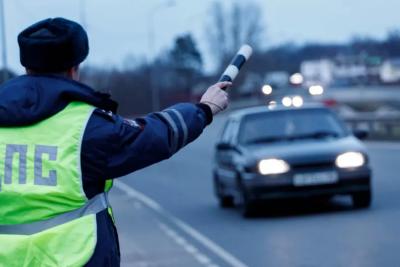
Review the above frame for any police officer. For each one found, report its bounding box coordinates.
[0,18,230,266]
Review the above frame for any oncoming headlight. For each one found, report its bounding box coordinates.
[262,85,273,95]
[292,96,304,107]
[309,85,324,96]
[258,159,290,175]
[282,97,292,107]
[281,96,303,107]
[335,152,365,169]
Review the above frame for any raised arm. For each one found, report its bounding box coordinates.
[84,82,230,179]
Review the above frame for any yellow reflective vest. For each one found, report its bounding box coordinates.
[0,102,110,267]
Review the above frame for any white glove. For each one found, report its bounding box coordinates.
[200,82,231,115]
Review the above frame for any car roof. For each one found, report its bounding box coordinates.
[228,104,328,121]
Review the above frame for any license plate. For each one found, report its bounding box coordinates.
[293,171,338,187]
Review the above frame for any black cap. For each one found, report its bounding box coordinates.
[18,17,89,72]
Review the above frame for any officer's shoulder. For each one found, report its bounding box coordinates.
[93,108,144,130]
[93,108,117,122]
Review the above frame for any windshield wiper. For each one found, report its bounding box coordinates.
[245,131,339,144]
[289,131,339,140]
[246,136,288,144]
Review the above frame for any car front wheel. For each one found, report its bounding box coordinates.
[238,188,255,217]
[214,175,234,208]
[219,195,234,208]
[352,190,372,208]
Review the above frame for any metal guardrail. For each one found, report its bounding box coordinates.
[342,114,400,140]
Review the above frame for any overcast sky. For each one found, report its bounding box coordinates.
[2,0,399,74]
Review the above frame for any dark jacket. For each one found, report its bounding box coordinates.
[0,75,213,266]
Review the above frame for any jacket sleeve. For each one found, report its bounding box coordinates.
[102,103,212,178]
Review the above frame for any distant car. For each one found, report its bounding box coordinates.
[213,105,372,217]
[262,85,315,108]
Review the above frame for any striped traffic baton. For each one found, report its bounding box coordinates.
[218,44,253,89]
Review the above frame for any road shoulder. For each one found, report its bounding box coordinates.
[110,184,221,267]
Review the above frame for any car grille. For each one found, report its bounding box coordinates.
[244,161,335,174]
[291,161,335,171]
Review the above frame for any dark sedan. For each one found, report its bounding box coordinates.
[213,105,372,216]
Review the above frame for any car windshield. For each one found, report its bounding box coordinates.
[238,109,348,145]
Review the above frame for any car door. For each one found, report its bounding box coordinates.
[216,120,240,186]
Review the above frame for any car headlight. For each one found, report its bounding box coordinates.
[335,152,365,169]
[258,159,290,175]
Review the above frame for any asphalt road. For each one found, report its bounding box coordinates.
[110,113,400,267]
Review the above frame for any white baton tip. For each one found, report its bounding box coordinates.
[238,44,253,60]
[223,65,239,80]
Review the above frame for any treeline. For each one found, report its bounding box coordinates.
[2,1,399,116]
[81,29,400,116]
[82,34,210,115]
[253,31,400,74]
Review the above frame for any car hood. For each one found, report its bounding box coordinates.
[241,136,367,165]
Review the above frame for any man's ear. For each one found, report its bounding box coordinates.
[69,65,80,81]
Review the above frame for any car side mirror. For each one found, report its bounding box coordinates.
[216,142,242,154]
[353,129,368,140]
[216,142,233,150]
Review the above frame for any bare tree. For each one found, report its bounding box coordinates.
[206,1,265,70]
[205,2,226,66]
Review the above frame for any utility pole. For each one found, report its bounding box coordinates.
[0,0,8,83]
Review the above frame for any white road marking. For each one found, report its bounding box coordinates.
[159,223,215,267]
[184,244,199,254]
[195,253,212,265]
[115,181,248,267]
